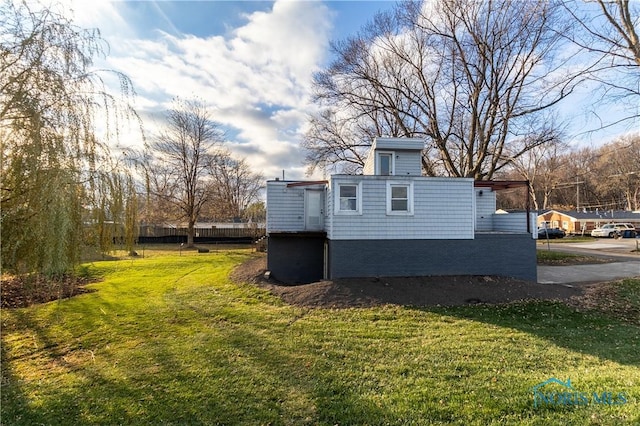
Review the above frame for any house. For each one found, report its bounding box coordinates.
[537,210,640,235]
[266,137,538,283]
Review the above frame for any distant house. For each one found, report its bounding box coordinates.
[537,210,640,235]
[266,137,537,283]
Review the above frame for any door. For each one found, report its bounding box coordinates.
[305,190,324,231]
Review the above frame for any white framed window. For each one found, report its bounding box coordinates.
[386,181,413,215]
[377,152,395,176]
[334,182,362,215]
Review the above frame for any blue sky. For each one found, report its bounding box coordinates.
[63,0,397,180]
[62,0,635,181]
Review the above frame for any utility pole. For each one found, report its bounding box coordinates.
[552,178,584,211]
[576,176,580,212]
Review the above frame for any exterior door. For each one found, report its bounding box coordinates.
[305,190,324,231]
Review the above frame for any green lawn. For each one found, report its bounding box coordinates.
[536,250,611,265]
[2,249,639,425]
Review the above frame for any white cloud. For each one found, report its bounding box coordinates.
[90,0,333,181]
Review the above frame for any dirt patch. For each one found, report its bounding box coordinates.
[566,281,640,325]
[1,274,97,309]
[230,255,586,308]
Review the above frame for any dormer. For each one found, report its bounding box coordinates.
[362,137,424,176]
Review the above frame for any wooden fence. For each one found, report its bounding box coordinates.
[137,225,265,244]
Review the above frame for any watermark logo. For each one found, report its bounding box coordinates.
[532,378,628,408]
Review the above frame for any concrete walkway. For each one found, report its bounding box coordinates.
[538,262,640,284]
[537,238,640,284]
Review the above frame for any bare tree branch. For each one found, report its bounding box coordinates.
[306,0,577,179]
[142,98,223,247]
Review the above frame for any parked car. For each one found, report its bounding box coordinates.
[538,227,566,239]
[590,223,636,238]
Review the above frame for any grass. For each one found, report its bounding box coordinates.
[543,236,597,243]
[536,249,610,265]
[2,248,639,425]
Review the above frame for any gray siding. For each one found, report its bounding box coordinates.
[363,149,422,176]
[394,151,422,176]
[475,188,496,231]
[493,212,535,234]
[372,137,424,151]
[266,181,306,233]
[325,185,334,237]
[329,234,537,282]
[328,176,475,240]
[363,137,424,176]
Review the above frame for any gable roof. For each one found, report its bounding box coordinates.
[539,209,640,220]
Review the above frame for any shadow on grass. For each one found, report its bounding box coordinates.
[3,257,638,425]
[1,308,88,425]
[1,317,397,425]
[422,301,640,367]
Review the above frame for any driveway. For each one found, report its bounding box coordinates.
[537,238,640,284]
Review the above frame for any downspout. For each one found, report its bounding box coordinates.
[526,180,531,234]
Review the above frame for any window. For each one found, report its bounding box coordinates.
[339,185,357,211]
[391,186,408,211]
[386,182,413,215]
[377,152,394,175]
[335,182,362,214]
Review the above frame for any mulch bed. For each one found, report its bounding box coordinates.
[230,255,594,308]
[1,274,96,309]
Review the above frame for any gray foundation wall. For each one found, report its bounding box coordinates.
[328,234,537,282]
[267,233,325,284]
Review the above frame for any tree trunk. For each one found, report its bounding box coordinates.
[187,219,195,248]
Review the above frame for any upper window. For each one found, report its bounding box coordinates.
[377,152,394,176]
[335,182,362,214]
[386,182,413,215]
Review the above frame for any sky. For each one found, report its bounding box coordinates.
[58,0,636,182]
[60,0,395,181]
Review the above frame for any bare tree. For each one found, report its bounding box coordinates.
[143,98,224,247]
[499,132,640,211]
[563,0,640,125]
[591,134,640,211]
[550,147,598,211]
[307,0,577,179]
[303,110,372,175]
[207,150,264,221]
[505,131,569,210]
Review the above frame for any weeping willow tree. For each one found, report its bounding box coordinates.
[1,0,138,277]
[85,165,139,255]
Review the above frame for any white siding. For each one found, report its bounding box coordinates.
[493,213,530,233]
[530,213,538,238]
[328,176,475,240]
[363,152,374,175]
[266,181,306,233]
[475,188,496,231]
